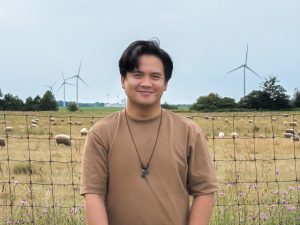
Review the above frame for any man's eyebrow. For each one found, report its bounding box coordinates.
[131,69,143,73]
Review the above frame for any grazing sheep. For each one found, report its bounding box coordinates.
[75,122,82,126]
[50,117,56,122]
[289,121,297,126]
[257,135,265,138]
[272,118,277,121]
[30,124,38,128]
[55,134,71,146]
[61,118,65,122]
[283,133,293,138]
[291,135,299,141]
[3,127,13,132]
[186,116,193,120]
[285,129,295,134]
[67,121,73,125]
[248,120,253,123]
[204,116,209,120]
[31,119,39,125]
[218,132,225,138]
[80,128,89,136]
[283,114,288,117]
[231,132,238,138]
[0,138,5,147]
[224,119,229,123]
[51,122,57,126]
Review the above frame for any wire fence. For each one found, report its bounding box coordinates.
[0,112,299,224]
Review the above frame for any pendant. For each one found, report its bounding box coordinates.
[141,167,149,178]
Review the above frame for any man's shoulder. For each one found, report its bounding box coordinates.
[90,111,122,133]
[164,109,197,127]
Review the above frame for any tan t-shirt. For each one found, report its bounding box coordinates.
[80,109,218,225]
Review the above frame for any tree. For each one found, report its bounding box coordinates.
[0,89,3,110]
[260,76,290,109]
[191,93,237,111]
[40,91,58,111]
[161,102,178,110]
[291,88,300,107]
[3,93,24,110]
[239,90,265,109]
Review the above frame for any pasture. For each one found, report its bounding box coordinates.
[0,109,299,224]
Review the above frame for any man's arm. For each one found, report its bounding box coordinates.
[84,194,108,225]
[188,193,215,225]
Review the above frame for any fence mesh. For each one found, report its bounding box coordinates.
[0,112,299,224]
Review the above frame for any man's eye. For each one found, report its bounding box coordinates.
[152,75,161,80]
[133,73,142,78]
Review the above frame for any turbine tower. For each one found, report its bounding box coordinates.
[57,71,74,107]
[67,60,88,106]
[227,44,262,97]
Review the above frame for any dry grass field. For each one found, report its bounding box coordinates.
[0,109,299,224]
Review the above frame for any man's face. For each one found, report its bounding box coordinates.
[121,54,168,109]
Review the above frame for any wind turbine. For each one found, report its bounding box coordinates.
[67,60,88,106]
[227,44,262,97]
[44,80,57,93]
[57,71,74,107]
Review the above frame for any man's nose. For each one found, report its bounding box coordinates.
[140,76,152,87]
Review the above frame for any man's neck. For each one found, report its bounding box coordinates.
[125,103,162,120]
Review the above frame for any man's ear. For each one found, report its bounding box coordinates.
[164,81,168,91]
[121,76,125,89]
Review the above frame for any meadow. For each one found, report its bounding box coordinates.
[0,108,299,224]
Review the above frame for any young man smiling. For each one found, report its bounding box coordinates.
[81,40,218,225]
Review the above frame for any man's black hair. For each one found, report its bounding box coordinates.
[119,40,173,82]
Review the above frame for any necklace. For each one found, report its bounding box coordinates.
[124,108,163,178]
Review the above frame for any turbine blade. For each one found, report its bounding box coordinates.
[57,83,64,91]
[245,44,248,65]
[52,80,57,88]
[66,75,77,80]
[245,65,262,79]
[65,82,75,86]
[226,65,244,74]
[61,70,65,80]
[78,77,88,87]
[78,60,82,75]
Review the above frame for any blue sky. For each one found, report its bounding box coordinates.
[1,0,299,104]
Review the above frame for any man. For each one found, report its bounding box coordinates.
[80,40,218,225]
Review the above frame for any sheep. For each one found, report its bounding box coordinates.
[186,116,193,120]
[31,119,39,125]
[289,121,297,126]
[291,135,299,141]
[224,119,229,123]
[272,118,277,121]
[248,120,253,123]
[3,127,13,132]
[285,129,295,134]
[30,124,38,128]
[257,135,265,138]
[204,116,209,120]
[55,134,71,146]
[67,121,73,125]
[283,133,293,138]
[80,128,89,136]
[283,114,288,117]
[218,132,225,138]
[75,122,82,126]
[0,137,5,147]
[231,132,238,138]
[50,117,56,122]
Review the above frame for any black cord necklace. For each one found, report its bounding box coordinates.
[124,108,163,178]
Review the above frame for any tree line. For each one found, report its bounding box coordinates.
[191,76,300,111]
[0,89,58,111]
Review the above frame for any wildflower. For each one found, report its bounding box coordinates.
[71,207,79,215]
[261,213,268,221]
[275,170,279,176]
[218,191,224,196]
[288,206,295,211]
[274,191,279,195]
[21,199,28,207]
[14,180,20,185]
[239,191,244,198]
[271,204,275,209]
[288,186,294,191]
[298,186,300,191]
[249,183,257,189]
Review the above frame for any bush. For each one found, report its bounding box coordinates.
[67,102,79,112]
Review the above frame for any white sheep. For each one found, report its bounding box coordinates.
[218,132,225,138]
[231,132,238,138]
[31,119,39,125]
[285,128,295,134]
[0,137,5,147]
[291,135,299,142]
[80,128,89,136]
[283,114,288,117]
[186,116,193,120]
[3,127,13,132]
[55,134,71,146]
[50,117,56,122]
[283,133,293,138]
[289,121,297,126]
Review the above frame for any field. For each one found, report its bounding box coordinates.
[0,108,299,224]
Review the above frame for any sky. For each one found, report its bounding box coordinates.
[0,0,299,104]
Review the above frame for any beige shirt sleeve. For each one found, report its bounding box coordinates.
[187,125,218,196]
[80,129,108,196]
